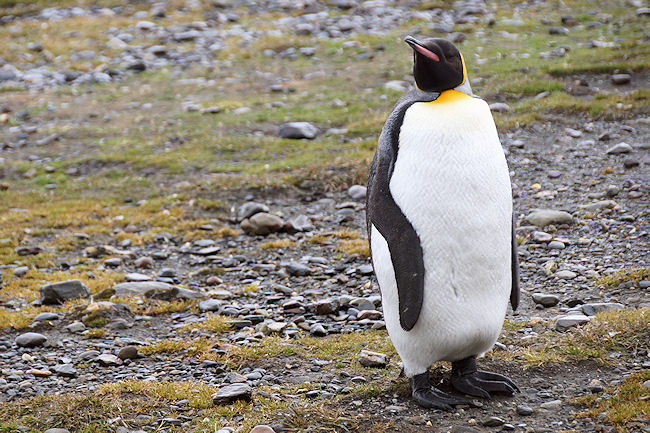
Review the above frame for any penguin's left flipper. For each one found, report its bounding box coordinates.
[450,356,519,399]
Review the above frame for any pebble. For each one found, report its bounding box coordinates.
[212,383,252,404]
[516,404,534,415]
[237,202,270,221]
[39,279,90,304]
[547,240,565,249]
[358,350,388,367]
[555,314,590,331]
[555,270,577,280]
[605,142,633,154]
[588,379,604,393]
[34,312,60,321]
[97,354,123,366]
[51,364,77,378]
[241,213,285,235]
[489,102,510,113]
[531,293,560,308]
[118,345,139,360]
[134,256,153,268]
[277,122,319,139]
[199,299,224,312]
[524,209,573,227]
[13,266,29,277]
[250,426,276,433]
[15,332,48,348]
[610,73,631,85]
[309,323,327,336]
[540,399,562,410]
[482,416,505,427]
[348,185,367,200]
[44,429,71,433]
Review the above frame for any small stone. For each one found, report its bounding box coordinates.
[66,321,86,332]
[16,332,48,348]
[241,212,285,235]
[125,272,151,282]
[610,74,631,85]
[44,429,71,433]
[358,350,388,367]
[134,256,153,268]
[581,302,624,317]
[489,102,510,113]
[547,240,565,249]
[531,231,552,243]
[237,202,269,221]
[605,142,633,154]
[104,258,122,267]
[531,293,560,308]
[97,353,123,366]
[315,299,338,315]
[348,185,367,200]
[540,399,562,410]
[524,209,573,227]
[555,314,590,331]
[39,279,90,304]
[212,383,252,404]
[34,312,60,321]
[199,299,224,312]
[287,215,314,232]
[588,379,604,393]
[278,122,319,139]
[285,262,311,276]
[623,158,639,168]
[482,416,505,427]
[51,364,77,378]
[118,345,139,360]
[13,266,29,277]
[250,426,276,433]
[555,270,577,280]
[516,404,534,415]
[309,323,327,336]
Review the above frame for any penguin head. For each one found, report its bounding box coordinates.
[405,36,467,92]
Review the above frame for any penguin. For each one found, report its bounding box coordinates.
[366,36,520,410]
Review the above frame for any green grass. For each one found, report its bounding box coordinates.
[574,370,650,433]
[596,268,650,289]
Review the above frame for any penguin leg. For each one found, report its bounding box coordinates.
[450,356,519,398]
[410,370,473,411]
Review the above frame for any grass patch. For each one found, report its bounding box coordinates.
[493,309,649,366]
[338,239,370,258]
[596,268,650,289]
[180,315,232,334]
[140,337,215,360]
[574,370,650,433]
[260,238,294,250]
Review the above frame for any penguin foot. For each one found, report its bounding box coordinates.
[450,356,519,399]
[410,371,472,411]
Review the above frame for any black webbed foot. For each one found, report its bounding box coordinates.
[410,370,473,411]
[450,356,519,399]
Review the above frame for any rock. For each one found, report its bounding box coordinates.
[524,209,573,227]
[199,299,224,312]
[588,379,604,393]
[13,266,29,277]
[250,426,276,433]
[309,323,327,336]
[547,240,565,250]
[531,293,560,308]
[97,353,123,366]
[285,262,311,276]
[358,350,388,367]
[212,383,252,404]
[34,312,60,321]
[125,272,152,282]
[578,200,618,211]
[555,314,590,331]
[516,404,534,415]
[610,74,631,85]
[114,282,205,300]
[605,142,633,154]
[44,429,71,433]
[581,302,624,316]
[134,256,153,268]
[277,122,319,139]
[489,102,510,113]
[15,332,48,348]
[241,212,285,235]
[482,416,505,427]
[287,214,314,232]
[555,270,577,280]
[66,321,86,332]
[51,364,77,377]
[118,345,139,360]
[237,202,269,221]
[39,279,90,304]
[348,185,367,200]
[540,399,562,410]
[531,231,553,243]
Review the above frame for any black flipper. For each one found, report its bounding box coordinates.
[510,216,520,311]
[366,90,439,331]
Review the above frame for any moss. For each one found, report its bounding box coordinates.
[574,370,650,433]
[260,238,294,250]
[596,268,650,289]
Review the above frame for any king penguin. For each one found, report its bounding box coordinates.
[366,36,520,410]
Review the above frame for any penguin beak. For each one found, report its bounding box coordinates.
[405,36,440,62]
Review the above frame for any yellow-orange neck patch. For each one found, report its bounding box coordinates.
[429,89,472,104]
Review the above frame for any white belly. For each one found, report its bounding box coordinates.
[371,94,512,376]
